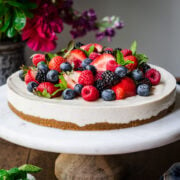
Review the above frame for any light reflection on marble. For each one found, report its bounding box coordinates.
[0,85,179,155]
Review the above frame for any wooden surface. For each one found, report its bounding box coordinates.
[0,138,180,180]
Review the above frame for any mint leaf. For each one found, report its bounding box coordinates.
[58,75,67,90]
[130,41,137,55]
[0,169,8,177]
[19,164,42,173]
[42,89,51,98]
[87,45,94,56]
[79,48,88,57]
[123,60,134,66]
[116,50,134,66]
[136,54,148,65]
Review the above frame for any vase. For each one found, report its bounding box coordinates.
[0,41,25,86]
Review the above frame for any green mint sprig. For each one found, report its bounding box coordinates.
[130,40,137,55]
[80,45,94,57]
[0,164,41,180]
[116,50,134,66]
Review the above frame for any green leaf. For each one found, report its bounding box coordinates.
[59,74,67,90]
[13,8,26,31]
[0,169,8,177]
[0,5,9,17]
[23,2,37,9]
[136,54,148,65]
[63,40,75,58]
[87,45,94,56]
[19,164,42,173]
[116,50,134,66]
[0,13,11,32]
[130,41,137,55]
[79,48,88,57]
[6,26,16,38]
[42,89,51,98]
[7,1,25,9]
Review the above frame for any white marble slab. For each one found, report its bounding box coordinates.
[0,85,180,155]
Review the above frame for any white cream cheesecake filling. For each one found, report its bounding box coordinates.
[7,65,176,126]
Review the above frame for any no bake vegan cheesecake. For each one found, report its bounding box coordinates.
[7,41,176,130]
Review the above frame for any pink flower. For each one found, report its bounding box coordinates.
[22,1,63,52]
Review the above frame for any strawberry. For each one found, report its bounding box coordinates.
[106,60,119,72]
[89,52,100,60]
[121,49,132,57]
[145,68,161,85]
[81,85,99,101]
[66,49,86,69]
[36,82,61,98]
[32,54,46,66]
[78,70,94,86]
[124,55,138,71]
[48,56,65,72]
[25,69,38,84]
[80,43,103,52]
[91,54,116,71]
[63,71,81,89]
[112,77,136,99]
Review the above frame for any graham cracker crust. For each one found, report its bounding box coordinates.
[8,102,175,131]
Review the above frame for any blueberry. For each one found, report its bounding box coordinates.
[137,84,150,96]
[101,89,116,101]
[131,69,143,81]
[85,65,97,75]
[27,81,38,92]
[62,89,75,100]
[19,70,24,81]
[37,61,46,67]
[46,70,59,84]
[115,66,128,78]
[74,84,83,96]
[81,58,93,68]
[60,62,72,72]
[38,64,49,73]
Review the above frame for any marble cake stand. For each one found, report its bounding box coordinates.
[0,85,180,179]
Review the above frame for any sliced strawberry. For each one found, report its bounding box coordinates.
[91,54,116,71]
[112,85,125,100]
[89,52,100,60]
[25,69,38,84]
[124,55,138,71]
[48,56,65,72]
[106,60,119,72]
[80,43,103,53]
[66,49,87,69]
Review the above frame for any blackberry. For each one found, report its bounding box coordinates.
[136,78,152,87]
[140,63,151,73]
[75,67,85,71]
[94,79,107,92]
[102,70,120,88]
[75,42,84,49]
[103,50,113,55]
[36,69,46,83]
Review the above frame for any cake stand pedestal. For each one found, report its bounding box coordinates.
[0,85,180,180]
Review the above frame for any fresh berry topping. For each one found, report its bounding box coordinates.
[121,49,132,57]
[19,70,25,81]
[27,81,38,93]
[78,70,94,86]
[112,77,136,99]
[136,78,152,87]
[35,69,47,83]
[25,69,38,84]
[89,52,100,60]
[46,70,59,84]
[82,58,93,68]
[137,84,150,96]
[91,54,116,71]
[131,69,143,81]
[75,42,84,49]
[38,64,49,74]
[62,89,76,100]
[101,89,116,101]
[60,62,72,72]
[106,60,119,72]
[94,79,107,92]
[81,85,99,101]
[36,82,60,98]
[48,56,65,72]
[113,48,122,56]
[115,66,128,78]
[104,47,113,52]
[32,54,46,66]
[85,65,97,75]
[75,67,85,71]
[66,49,87,69]
[145,68,161,85]
[102,70,120,88]
[74,84,83,96]
[124,55,138,71]
[80,43,103,52]
[95,71,103,81]
[139,63,151,73]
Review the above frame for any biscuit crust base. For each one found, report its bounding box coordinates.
[8,102,175,131]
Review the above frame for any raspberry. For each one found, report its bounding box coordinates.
[89,52,100,60]
[32,54,46,66]
[78,70,94,85]
[121,49,132,57]
[102,70,120,88]
[95,71,103,81]
[145,68,161,85]
[94,79,107,92]
[106,60,119,72]
[81,85,99,101]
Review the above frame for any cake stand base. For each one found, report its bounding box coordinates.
[55,154,125,180]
